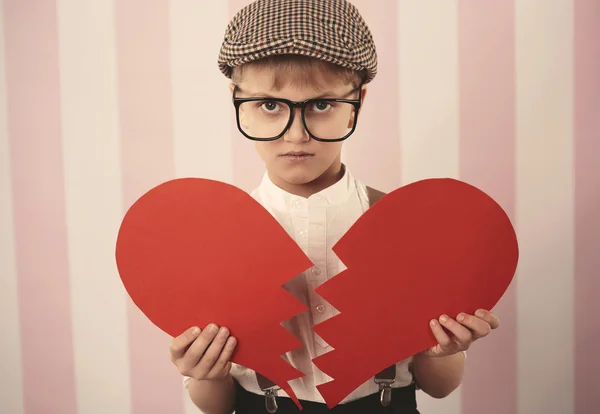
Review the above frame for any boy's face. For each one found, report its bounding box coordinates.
[230,66,366,192]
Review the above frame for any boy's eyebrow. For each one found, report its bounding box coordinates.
[235,86,344,100]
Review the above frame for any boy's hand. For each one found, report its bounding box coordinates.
[423,309,500,358]
[170,324,237,381]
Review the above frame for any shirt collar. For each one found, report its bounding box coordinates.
[258,164,356,211]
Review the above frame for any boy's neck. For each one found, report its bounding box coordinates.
[269,161,345,199]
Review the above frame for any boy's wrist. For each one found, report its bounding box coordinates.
[192,373,233,385]
[188,374,236,414]
[411,349,466,398]
[415,349,468,359]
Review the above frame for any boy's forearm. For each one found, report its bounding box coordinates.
[411,352,465,399]
[187,374,236,414]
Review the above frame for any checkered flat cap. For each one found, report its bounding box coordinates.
[218,0,378,83]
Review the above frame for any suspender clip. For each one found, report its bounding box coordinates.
[374,378,394,407]
[374,365,396,407]
[262,386,279,413]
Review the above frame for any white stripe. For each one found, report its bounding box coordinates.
[515,1,574,413]
[398,1,461,413]
[170,1,231,412]
[398,0,460,186]
[171,0,232,184]
[57,1,131,413]
[0,3,24,413]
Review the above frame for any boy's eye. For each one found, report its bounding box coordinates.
[311,101,333,112]
[259,101,280,113]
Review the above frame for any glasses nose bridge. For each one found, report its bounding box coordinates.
[287,100,308,123]
[288,100,308,112]
[284,100,310,141]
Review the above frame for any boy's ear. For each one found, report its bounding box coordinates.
[358,85,367,115]
[229,82,236,95]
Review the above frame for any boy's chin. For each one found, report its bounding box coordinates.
[273,166,324,186]
[279,171,318,186]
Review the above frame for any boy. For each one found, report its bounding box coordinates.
[170,1,500,413]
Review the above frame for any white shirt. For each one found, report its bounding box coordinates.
[225,164,414,404]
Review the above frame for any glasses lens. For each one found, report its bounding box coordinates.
[237,99,357,141]
[238,100,291,140]
[304,101,356,141]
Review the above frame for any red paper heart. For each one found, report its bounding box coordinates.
[115,178,313,408]
[312,178,518,408]
[115,177,518,410]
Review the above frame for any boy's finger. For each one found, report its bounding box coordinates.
[207,336,237,378]
[475,309,500,330]
[457,313,492,339]
[179,324,220,371]
[169,326,201,361]
[439,315,472,346]
[191,326,231,377]
[430,319,452,351]
[480,309,500,329]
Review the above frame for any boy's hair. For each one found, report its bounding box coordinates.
[218,0,377,86]
[230,54,367,91]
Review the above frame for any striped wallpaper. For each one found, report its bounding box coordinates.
[0,1,598,413]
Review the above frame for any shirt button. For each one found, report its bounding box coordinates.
[311,267,321,276]
[315,304,325,313]
[299,230,307,237]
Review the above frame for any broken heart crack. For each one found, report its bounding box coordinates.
[266,274,348,410]
[268,278,343,409]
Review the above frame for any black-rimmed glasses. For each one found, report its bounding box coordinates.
[232,85,362,142]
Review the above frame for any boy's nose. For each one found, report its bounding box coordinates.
[283,108,310,143]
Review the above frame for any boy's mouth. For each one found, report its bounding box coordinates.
[279,151,314,161]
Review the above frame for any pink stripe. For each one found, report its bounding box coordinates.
[342,0,402,191]
[3,1,77,413]
[228,0,265,192]
[115,2,182,413]
[458,2,517,414]
[574,1,600,413]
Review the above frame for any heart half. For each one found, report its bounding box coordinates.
[115,178,313,408]
[312,178,519,408]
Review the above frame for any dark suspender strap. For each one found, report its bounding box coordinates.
[366,185,386,207]
[253,184,396,411]
[373,363,396,406]
[366,186,397,406]
[256,373,279,413]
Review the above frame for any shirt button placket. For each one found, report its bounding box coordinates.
[308,200,331,349]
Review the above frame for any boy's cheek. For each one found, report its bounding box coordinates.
[346,112,356,128]
[254,142,271,161]
[239,109,250,129]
